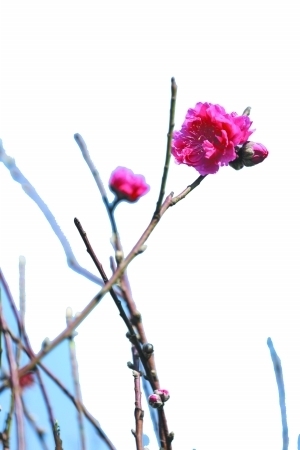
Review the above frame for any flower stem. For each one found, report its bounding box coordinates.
[154,77,177,218]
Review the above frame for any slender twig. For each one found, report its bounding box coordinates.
[267,338,289,450]
[0,140,103,286]
[66,308,86,450]
[0,287,3,371]
[18,179,204,380]
[35,368,59,447]
[171,175,207,206]
[22,398,49,450]
[19,256,26,325]
[53,422,63,450]
[16,256,26,368]
[131,347,143,450]
[74,217,156,387]
[154,77,177,217]
[0,318,25,450]
[74,220,171,448]
[74,133,118,235]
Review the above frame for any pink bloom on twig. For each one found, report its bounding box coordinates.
[19,372,35,389]
[109,167,150,202]
[172,102,253,175]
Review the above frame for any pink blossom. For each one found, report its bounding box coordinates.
[240,141,268,167]
[19,372,35,389]
[109,167,150,202]
[171,102,253,175]
[148,393,163,408]
[154,388,170,402]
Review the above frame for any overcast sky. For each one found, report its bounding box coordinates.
[1,1,300,449]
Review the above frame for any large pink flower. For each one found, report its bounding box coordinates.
[109,167,150,202]
[172,102,253,175]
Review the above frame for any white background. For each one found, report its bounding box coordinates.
[1,1,300,449]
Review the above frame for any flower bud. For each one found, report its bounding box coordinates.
[154,388,170,402]
[229,157,244,170]
[19,372,35,389]
[240,141,268,167]
[148,393,163,408]
[109,167,150,202]
[142,343,154,355]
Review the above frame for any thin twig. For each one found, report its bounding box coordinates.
[0,287,3,371]
[0,314,25,450]
[74,133,118,235]
[154,77,177,217]
[66,308,86,450]
[53,422,63,450]
[22,398,49,450]
[0,140,103,286]
[74,217,156,386]
[74,219,171,448]
[267,338,289,450]
[16,256,26,368]
[171,175,207,206]
[131,347,143,450]
[19,256,26,325]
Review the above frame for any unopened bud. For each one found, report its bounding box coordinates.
[66,307,73,320]
[168,432,175,442]
[242,106,251,116]
[42,337,51,349]
[131,312,142,324]
[154,388,170,402]
[143,343,154,355]
[115,250,123,263]
[229,157,244,170]
[148,393,163,408]
[19,371,35,390]
[240,141,268,167]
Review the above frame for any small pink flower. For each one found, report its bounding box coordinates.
[154,389,170,402]
[109,167,150,202]
[148,393,163,408]
[172,102,253,175]
[240,141,268,167]
[19,372,35,389]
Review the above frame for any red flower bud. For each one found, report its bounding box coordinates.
[154,388,170,402]
[109,167,150,202]
[240,141,268,167]
[148,393,163,408]
[19,372,35,389]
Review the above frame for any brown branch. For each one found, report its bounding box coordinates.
[74,133,118,235]
[66,308,86,450]
[154,77,177,217]
[0,313,25,450]
[53,422,63,450]
[171,175,207,206]
[131,347,144,450]
[22,398,49,450]
[74,217,157,387]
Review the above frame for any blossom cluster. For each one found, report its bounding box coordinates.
[171,102,268,175]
